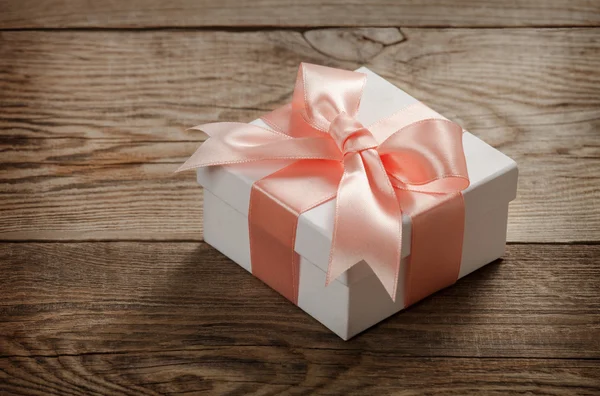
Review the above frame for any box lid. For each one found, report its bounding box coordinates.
[196,68,518,286]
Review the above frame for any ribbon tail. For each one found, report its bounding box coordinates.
[176,122,342,172]
[326,149,403,300]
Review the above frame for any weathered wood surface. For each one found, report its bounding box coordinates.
[1,243,599,395]
[2,3,600,393]
[0,163,202,240]
[1,0,600,28]
[1,28,599,242]
[2,355,599,396]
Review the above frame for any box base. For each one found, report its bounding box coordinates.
[203,189,509,340]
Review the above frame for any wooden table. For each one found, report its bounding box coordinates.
[1,2,599,394]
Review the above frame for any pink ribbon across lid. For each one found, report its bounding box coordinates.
[179,63,469,306]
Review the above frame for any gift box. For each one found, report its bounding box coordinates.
[181,64,518,340]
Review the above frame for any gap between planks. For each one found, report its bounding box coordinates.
[3,25,600,32]
[2,240,600,245]
[2,350,600,361]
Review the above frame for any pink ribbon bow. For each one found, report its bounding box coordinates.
[179,63,469,303]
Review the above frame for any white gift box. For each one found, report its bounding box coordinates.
[197,68,518,340]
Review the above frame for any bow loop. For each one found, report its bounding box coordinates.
[176,122,342,172]
[378,118,469,194]
[292,63,367,132]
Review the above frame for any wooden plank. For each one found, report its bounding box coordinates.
[1,147,599,243]
[1,354,599,396]
[0,0,599,28]
[1,138,197,165]
[1,28,599,242]
[1,243,599,359]
[2,28,599,143]
[0,163,203,240]
[0,30,309,141]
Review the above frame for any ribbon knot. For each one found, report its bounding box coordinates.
[329,113,378,155]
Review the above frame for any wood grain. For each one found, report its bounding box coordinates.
[1,0,599,28]
[2,1,599,393]
[2,355,599,395]
[1,138,197,165]
[1,243,599,358]
[2,28,599,142]
[0,242,599,395]
[0,163,203,240]
[1,28,599,242]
